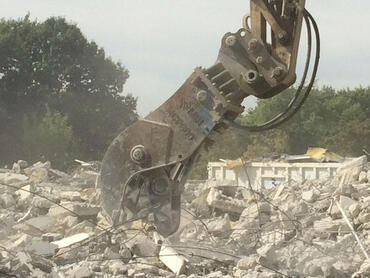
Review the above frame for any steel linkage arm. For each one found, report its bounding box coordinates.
[99,0,308,236]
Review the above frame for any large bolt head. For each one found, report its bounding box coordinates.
[225,35,237,47]
[248,39,258,51]
[130,145,146,163]
[271,67,284,79]
[243,70,259,84]
[150,177,168,195]
[256,56,263,64]
[278,31,288,43]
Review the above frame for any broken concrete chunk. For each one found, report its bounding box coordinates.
[153,232,186,275]
[179,220,208,241]
[206,188,248,215]
[231,218,259,242]
[0,173,28,184]
[24,161,50,175]
[303,260,325,277]
[257,243,277,260]
[42,233,62,242]
[362,222,370,230]
[103,246,121,261]
[61,216,79,229]
[129,237,158,258]
[108,261,127,275]
[358,212,370,224]
[339,196,357,211]
[337,221,351,235]
[12,161,28,174]
[302,189,319,203]
[29,255,54,273]
[11,234,32,249]
[336,183,355,197]
[13,215,56,236]
[337,155,367,184]
[15,184,33,203]
[354,260,370,277]
[32,196,53,209]
[69,264,93,278]
[30,167,49,183]
[26,239,58,257]
[159,246,186,275]
[66,220,95,236]
[60,191,82,202]
[52,233,89,249]
[207,214,231,237]
[329,196,357,219]
[240,202,271,220]
[359,171,368,183]
[17,160,29,169]
[48,202,100,217]
[13,223,42,237]
[25,216,56,231]
[237,255,258,270]
[73,170,99,187]
[0,193,16,208]
[206,187,221,206]
[314,218,340,234]
[12,162,21,174]
[348,203,361,218]
[48,168,70,179]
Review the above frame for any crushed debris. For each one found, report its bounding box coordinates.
[0,157,369,277]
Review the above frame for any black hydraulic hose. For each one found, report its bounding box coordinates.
[230,9,320,132]
[258,10,321,129]
[261,9,320,129]
[235,11,312,131]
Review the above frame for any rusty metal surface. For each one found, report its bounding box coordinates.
[100,0,307,236]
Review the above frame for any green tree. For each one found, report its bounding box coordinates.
[0,15,137,167]
[242,86,370,158]
[191,86,370,179]
[23,107,79,169]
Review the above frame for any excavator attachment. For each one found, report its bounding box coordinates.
[100,0,318,236]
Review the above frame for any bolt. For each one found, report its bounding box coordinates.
[243,70,259,84]
[151,177,168,195]
[130,145,146,163]
[197,90,208,102]
[256,56,263,64]
[225,35,237,47]
[132,148,144,161]
[248,39,258,51]
[278,31,288,43]
[271,67,284,79]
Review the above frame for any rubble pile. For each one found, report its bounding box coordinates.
[0,157,369,277]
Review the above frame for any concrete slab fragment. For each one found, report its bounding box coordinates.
[52,233,89,249]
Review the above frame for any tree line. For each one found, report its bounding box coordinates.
[0,15,137,169]
[191,86,370,178]
[1,16,368,176]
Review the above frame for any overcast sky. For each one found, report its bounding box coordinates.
[2,0,370,116]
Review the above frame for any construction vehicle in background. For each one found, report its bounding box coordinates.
[99,0,320,236]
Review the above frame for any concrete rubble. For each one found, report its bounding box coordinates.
[0,157,369,277]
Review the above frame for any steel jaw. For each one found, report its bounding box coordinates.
[99,0,307,236]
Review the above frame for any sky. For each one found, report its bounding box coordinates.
[2,0,370,116]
